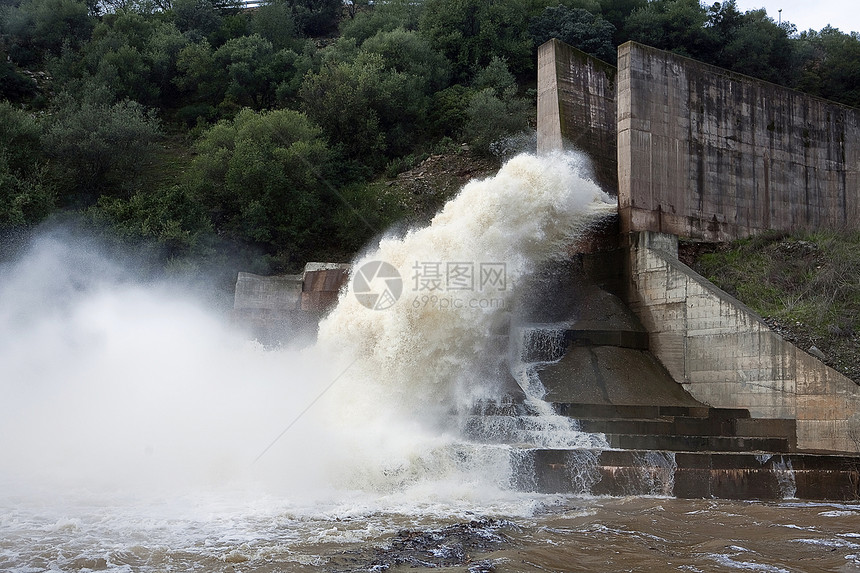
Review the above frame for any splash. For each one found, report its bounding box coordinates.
[306,151,614,495]
[318,152,615,413]
[0,231,345,496]
[0,152,615,504]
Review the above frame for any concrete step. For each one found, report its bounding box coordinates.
[462,415,601,447]
[552,402,748,420]
[518,326,650,362]
[578,416,797,442]
[604,433,792,453]
[465,403,796,452]
[519,448,860,500]
[463,415,794,443]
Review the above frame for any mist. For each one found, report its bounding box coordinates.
[0,152,615,506]
[0,230,349,497]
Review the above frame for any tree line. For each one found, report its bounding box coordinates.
[2,0,859,277]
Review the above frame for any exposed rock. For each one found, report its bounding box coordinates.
[333,519,515,572]
[390,150,499,224]
[809,345,826,360]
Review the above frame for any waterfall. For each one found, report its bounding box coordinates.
[317,152,616,414]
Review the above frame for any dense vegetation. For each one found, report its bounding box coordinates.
[2,0,860,278]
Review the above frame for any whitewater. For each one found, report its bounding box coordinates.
[2,152,858,572]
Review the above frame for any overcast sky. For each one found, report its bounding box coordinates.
[732,0,860,34]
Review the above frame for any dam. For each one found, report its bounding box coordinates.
[537,38,860,452]
[528,38,860,497]
[233,39,860,500]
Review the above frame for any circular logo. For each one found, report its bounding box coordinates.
[353,260,402,310]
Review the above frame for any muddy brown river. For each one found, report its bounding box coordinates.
[3,487,859,572]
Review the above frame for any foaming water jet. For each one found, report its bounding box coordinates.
[318,152,615,413]
[0,152,615,504]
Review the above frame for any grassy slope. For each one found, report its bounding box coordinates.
[684,231,860,383]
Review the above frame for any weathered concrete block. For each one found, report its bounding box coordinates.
[233,272,302,311]
[649,331,685,382]
[232,263,351,339]
[536,39,617,193]
[638,302,685,332]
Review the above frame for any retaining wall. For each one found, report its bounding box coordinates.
[232,263,349,342]
[625,231,860,453]
[538,39,860,453]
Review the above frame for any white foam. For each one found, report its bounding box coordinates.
[0,152,615,545]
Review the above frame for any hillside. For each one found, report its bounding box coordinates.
[383,146,501,225]
[3,0,860,279]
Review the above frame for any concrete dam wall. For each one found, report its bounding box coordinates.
[539,39,860,241]
[539,39,860,454]
[618,42,860,241]
[537,39,617,194]
[232,263,349,342]
[626,231,860,453]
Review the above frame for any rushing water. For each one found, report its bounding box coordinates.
[3,491,860,572]
[1,153,858,572]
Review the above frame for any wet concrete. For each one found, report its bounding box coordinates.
[523,448,860,500]
[540,346,701,406]
[504,260,860,500]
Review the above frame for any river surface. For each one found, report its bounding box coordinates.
[2,486,859,572]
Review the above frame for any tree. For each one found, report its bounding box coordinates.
[429,83,476,138]
[300,54,387,165]
[250,1,299,50]
[173,37,225,116]
[186,108,336,265]
[460,56,530,155]
[463,78,530,155]
[86,184,213,261]
[340,0,422,43]
[172,0,221,39]
[343,0,367,20]
[1,0,93,64]
[473,55,517,92]
[79,11,155,103]
[300,51,431,166]
[42,12,191,108]
[598,0,646,44]
[213,34,278,109]
[360,27,451,93]
[796,27,860,107]
[0,102,55,228]
[41,92,162,202]
[703,1,796,85]
[624,0,716,61]
[718,8,795,84]
[0,153,55,229]
[272,42,317,104]
[144,20,189,107]
[530,6,616,63]
[418,0,533,81]
[0,100,41,173]
[0,50,37,100]
[286,0,341,37]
